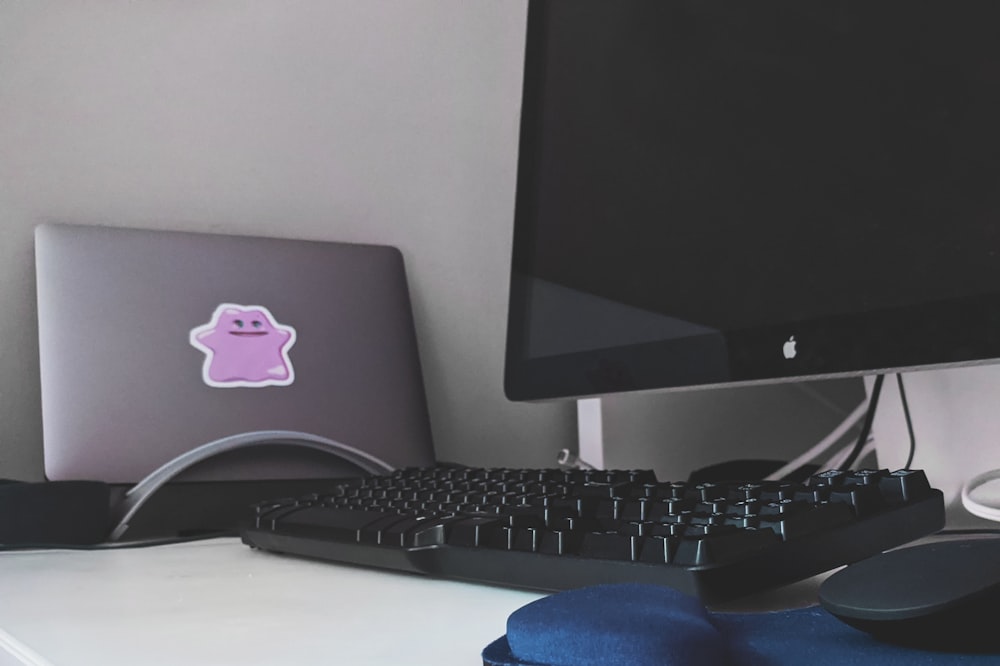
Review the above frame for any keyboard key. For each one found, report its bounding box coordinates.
[810,469,851,485]
[537,529,581,556]
[487,526,518,550]
[358,513,412,545]
[846,468,889,486]
[672,527,780,566]
[447,517,502,548]
[638,534,678,564]
[827,484,886,517]
[381,515,461,548]
[579,532,639,561]
[758,501,855,540]
[879,469,933,503]
[278,506,390,541]
[505,507,545,529]
[511,528,540,552]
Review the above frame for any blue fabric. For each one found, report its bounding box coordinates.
[504,584,725,666]
[481,584,1000,666]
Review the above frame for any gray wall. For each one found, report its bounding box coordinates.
[0,1,863,483]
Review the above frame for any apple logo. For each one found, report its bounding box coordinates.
[783,335,797,360]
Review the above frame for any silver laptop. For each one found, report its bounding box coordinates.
[35,223,435,483]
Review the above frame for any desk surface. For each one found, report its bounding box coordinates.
[0,536,840,666]
[0,538,545,666]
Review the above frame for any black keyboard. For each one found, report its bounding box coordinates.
[240,466,945,603]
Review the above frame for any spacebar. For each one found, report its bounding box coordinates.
[277,507,390,541]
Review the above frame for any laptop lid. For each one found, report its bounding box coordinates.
[35,223,435,483]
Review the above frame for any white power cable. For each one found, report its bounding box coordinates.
[961,469,1000,522]
[823,436,876,471]
[764,400,868,481]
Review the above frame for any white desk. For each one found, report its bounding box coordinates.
[0,535,851,666]
[0,538,545,666]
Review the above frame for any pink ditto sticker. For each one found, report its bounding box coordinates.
[189,304,297,388]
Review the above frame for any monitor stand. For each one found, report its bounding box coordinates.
[576,398,606,469]
[869,365,1000,527]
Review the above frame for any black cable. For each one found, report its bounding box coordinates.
[840,373,884,470]
[897,373,917,470]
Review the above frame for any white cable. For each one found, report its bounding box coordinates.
[823,436,876,471]
[960,469,1000,522]
[822,441,851,471]
[764,400,869,480]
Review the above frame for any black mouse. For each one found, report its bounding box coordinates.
[819,538,1000,652]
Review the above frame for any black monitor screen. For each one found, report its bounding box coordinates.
[505,0,1000,401]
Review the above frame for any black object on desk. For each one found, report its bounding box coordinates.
[0,478,356,546]
[0,480,110,546]
[820,538,1000,652]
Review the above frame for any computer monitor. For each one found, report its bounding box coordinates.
[504,0,1000,406]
